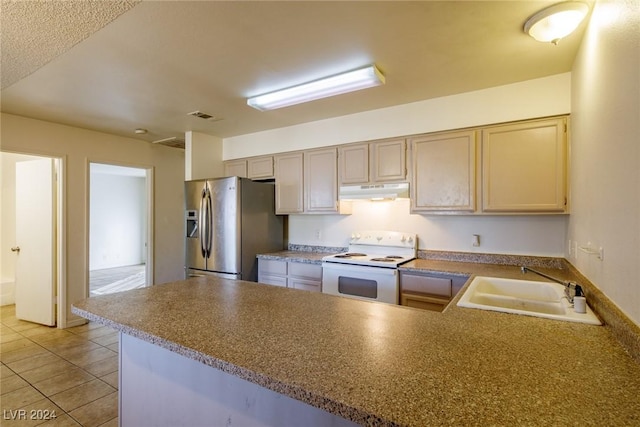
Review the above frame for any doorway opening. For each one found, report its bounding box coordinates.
[89,162,153,296]
[1,151,64,327]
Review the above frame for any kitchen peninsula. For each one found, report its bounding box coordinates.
[72,272,640,426]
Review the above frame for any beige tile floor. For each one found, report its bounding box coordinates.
[1,305,118,426]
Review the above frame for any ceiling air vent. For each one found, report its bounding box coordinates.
[187,111,223,122]
[152,137,185,149]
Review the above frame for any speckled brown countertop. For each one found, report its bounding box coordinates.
[72,268,640,426]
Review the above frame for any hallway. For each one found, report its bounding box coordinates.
[0,305,118,426]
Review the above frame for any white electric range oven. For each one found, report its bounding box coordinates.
[321,231,417,304]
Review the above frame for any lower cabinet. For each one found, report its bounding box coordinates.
[258,259,322,292]
[257,259,288,287]
[399,271,468,312]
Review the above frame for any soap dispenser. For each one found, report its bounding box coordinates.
[573,286,587,314]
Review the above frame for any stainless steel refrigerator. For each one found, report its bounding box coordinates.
[185,176,283,281]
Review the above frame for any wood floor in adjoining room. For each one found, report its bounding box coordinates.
[0,305,118,426]
[90,264,145,296]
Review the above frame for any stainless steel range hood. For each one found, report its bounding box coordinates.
[339,182,409,201]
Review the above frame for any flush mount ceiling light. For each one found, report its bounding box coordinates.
[247,65,385,111]
[524,1,589,44]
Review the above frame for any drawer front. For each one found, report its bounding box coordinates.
[258,273,287,287]
[258,259,287,275]
[401,274,452,298]
[400,293,449,312]
[288,278,321,292]
[288,262,322,280]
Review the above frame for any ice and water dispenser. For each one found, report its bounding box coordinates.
[186,210,198,238]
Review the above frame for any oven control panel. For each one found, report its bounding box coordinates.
[349,230,416,249]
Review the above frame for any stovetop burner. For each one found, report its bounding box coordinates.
[334,253,367,258]
[321,230,417,268]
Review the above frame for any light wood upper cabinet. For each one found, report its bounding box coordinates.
[247,156,274,180]
[274,152,304,214]
[224,159,247,178]
[370,139,407,182]
[304,148,339,213]
[338,144,369,184]
[227,115,569,216]
[411,130,477,212]
[482,117,567,213]
[275,149,348,215]
[224,156,273,179]
[339,139,407,185]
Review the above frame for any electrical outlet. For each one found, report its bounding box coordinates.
[472,234,480,247]
[315,230,322,240]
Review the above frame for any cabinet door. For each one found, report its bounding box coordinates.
[304,148,338,213]
[399,272,464,312]
[248,156,274,179]
[400,274,452,298]
[224,160,247,178]
[338,143,369,184]
[275,153,304,214]
[400,293,449,312]
[260,275,288,287]
[258,259,287,287]
[482,118,567,212]
[411,130,477,212]
[370,139,406,182]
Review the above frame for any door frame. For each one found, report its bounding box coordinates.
[1,150,66,328]
[86,159,155,297]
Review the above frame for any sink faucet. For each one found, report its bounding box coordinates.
[520,266,584,303]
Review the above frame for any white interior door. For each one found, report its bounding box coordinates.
[15,158,56,326]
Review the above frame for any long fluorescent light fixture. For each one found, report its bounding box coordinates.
[247,65,385,111]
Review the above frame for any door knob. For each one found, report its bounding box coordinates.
[11,246,20,253]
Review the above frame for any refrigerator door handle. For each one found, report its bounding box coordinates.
[204,185,213,259]
[199,185,207,258]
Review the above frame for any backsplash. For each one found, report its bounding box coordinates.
[287,244,564,269]
[288,199,569,257]
[418,250,564,269]
[287,244,347,253]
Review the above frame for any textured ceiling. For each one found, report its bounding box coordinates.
[0,1,591,143]
[1,0,140,89]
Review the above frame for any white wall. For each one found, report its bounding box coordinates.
[224,73,571,159]
[90,171,145,270]
[185,131,223,180]
[0,113,185,327]
[569,0,640,325]
[222,74,572,257]
[289,200,567,256]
